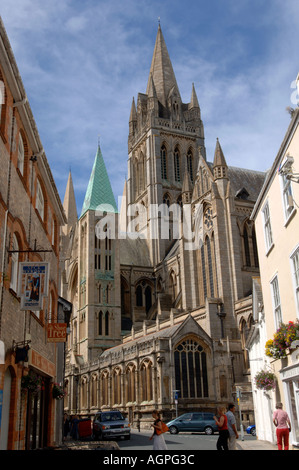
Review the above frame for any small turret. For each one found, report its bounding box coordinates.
[213,138,228,180]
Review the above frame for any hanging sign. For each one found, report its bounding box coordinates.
[17,262,49,311]
[47,323,67,343]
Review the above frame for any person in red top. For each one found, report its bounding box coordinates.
[273,402,291,450]
[214,406,229,450]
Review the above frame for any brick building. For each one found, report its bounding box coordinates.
[0,18,66,449]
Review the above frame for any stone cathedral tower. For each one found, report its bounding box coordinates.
[62,25,266,426]
[127,25,205,264]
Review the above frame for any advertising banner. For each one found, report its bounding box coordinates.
[17,262,49,311]
[47,323,67,343]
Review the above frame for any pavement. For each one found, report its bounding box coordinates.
[237,438,277,451]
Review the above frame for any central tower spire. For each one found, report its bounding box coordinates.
[146,25,181,108]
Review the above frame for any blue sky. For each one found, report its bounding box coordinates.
[1,0,299,214]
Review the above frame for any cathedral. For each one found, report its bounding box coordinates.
[61,25,265,427]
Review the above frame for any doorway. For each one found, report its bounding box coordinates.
[25,375,50,449]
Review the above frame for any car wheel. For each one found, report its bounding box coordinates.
[124,435,131,440]
[251,428,256,436]
[204,426,214,435]
[169,426,179,434]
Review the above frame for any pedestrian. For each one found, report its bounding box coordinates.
[226,403,239,450]
[214,406,229,450]
[70,414,79,440]
[273,402,291,450]
[149,409,168,450]
[63,413,70,440]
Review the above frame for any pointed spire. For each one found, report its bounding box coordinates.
[80,144,118,218]
[213,138,228,179]
[63,170,78,234]
[189,83,200,109]
[146,25,180,107]
[129,97,137,122]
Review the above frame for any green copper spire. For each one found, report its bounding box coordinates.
[80,145,118,218]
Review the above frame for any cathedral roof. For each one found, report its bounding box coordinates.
[227,166,266,201]
[80,145,118,218]
[146,24,180,107]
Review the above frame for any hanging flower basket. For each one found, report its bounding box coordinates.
[21,371,43,395]
[52,382,65,400]
[265,320,299,359]
[254,370,276,391]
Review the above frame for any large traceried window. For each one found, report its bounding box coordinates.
[174,338,209,399]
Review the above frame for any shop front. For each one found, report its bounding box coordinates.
[23,349,56,450]
[280,347,299,449]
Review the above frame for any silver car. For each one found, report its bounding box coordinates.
[93,410,131,440]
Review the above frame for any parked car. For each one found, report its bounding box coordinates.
[93,410,131,440]
[166,412,218,435]
[246,424,256,436]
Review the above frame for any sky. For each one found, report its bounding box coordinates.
[1,0,299,215]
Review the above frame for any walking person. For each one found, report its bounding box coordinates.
[149,410,168,450]
[214,406,229,450]
[226,404,239,450]
[273,402,291,450]
[63,413,70,441]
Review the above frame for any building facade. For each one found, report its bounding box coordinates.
[0,18,66,449]
[62,26,265,427]
[250,103,299,448]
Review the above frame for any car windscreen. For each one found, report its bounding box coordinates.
[102,412,124,422]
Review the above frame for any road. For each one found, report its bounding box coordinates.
[116,429,256,451]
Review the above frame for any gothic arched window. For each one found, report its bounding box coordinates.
[174,146,180,182]
[140,360,153,402]
[161,145,167,180]
[187,148,193,183]
[101,371,109,406]
[174,338,208,398]
[125,364,136,403]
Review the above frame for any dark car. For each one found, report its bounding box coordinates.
[93,410,131,440]
[166,412,218,435]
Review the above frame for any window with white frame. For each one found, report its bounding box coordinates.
[271,275,282,328]
[262,201,273,252]
[36,180,44,220]
[281,173,294,220]
[291,247,299,315]
[17,133,24,176]
[10,234,19,292]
